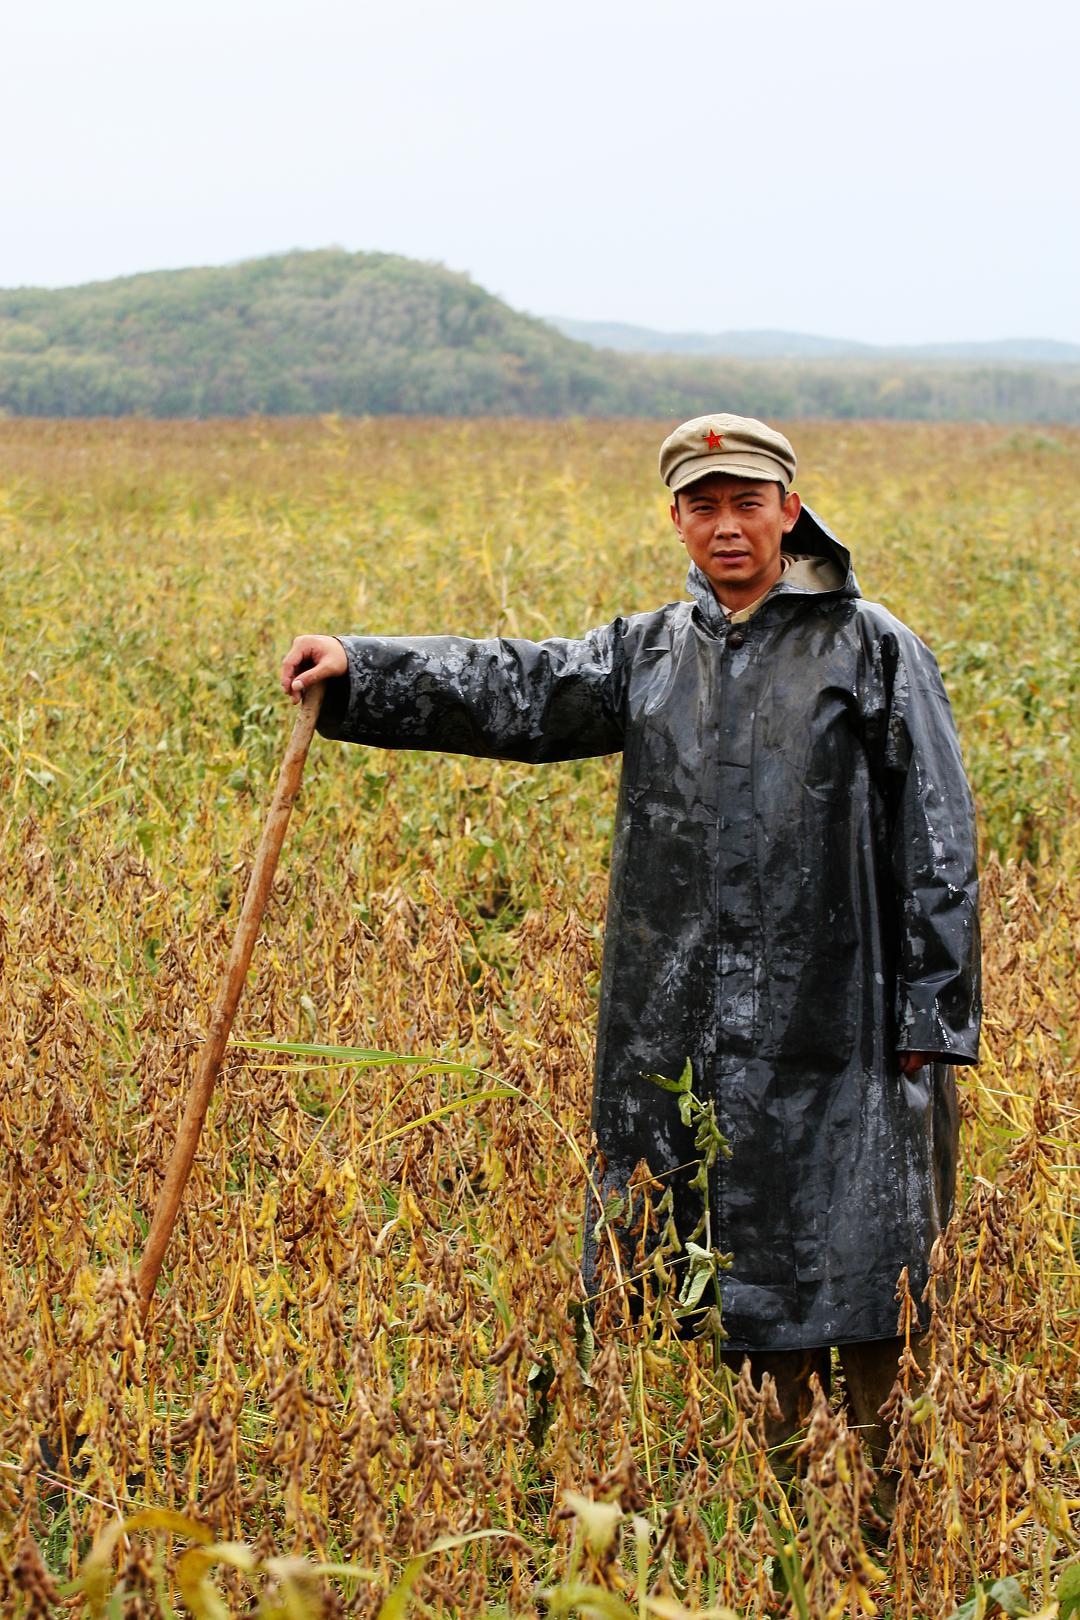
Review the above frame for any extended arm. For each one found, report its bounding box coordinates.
[282,624,627,764]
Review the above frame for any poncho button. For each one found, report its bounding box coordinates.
[728,629,747,649]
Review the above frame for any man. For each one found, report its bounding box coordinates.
[280,414,981,1478]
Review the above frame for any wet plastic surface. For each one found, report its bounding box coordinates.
[318,506,981,1350]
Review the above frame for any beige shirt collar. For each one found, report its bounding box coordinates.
[720,552,844,623]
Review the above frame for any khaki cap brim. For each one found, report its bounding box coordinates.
[668,450,790,494]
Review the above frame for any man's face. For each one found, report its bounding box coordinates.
[671,474,801,608]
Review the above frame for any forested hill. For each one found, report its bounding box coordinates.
[0,251,627,417]
[2,249,1080,421]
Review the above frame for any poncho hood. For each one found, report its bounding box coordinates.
[685,503,860,629]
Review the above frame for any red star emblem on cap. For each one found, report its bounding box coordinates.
[704,428,724,450]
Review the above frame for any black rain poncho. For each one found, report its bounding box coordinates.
[316,507,981,1350]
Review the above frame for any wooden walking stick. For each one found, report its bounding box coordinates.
[40,685,324,1481]
[134,681,324,1323]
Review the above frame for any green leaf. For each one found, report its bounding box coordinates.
[677,1243,716,1313]
[945,1584,1030,1620]
[593,1192,625,1239]
[527,1351,557,1451]
[1057,1562,1080,1620]
[231,1038,483,1073]
[374,1531,526,1620]
[372,1087,513,1144]
[374,1556,425,1620]
[570,1299,596,1385]
[467,841,489,874]
[643,1069,688,1095]
[760,1505,809,1620]
[986,1576,1031,1616]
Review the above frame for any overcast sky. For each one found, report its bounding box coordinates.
[3,0,1078,344]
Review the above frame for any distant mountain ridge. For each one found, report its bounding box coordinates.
[544,316,1080,365]
[1,249,1079,420]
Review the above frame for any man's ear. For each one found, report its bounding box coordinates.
[781,490,802,535]
[670,498,684,537]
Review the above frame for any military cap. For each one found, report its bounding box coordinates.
[659,413,797,494]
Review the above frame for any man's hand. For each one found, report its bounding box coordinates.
[280,635,348,703]
[897,1051,934,1075]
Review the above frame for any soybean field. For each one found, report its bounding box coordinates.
[1,419,1077,1618]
